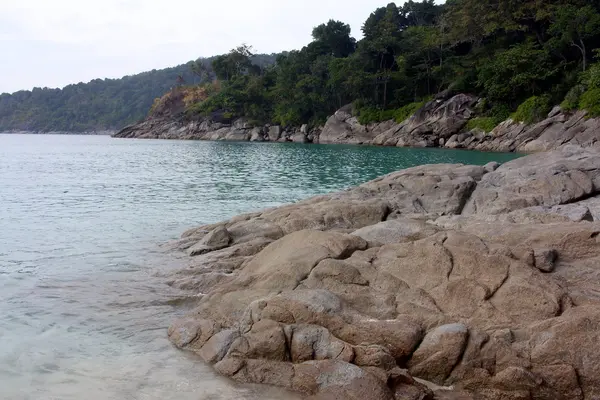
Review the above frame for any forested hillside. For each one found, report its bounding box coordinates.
[178,0,600,131]
[6,0,600,133]
[0,55,276,132]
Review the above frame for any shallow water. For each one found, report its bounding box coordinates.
[0,134,520,400]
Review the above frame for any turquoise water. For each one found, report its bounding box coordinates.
[0,134,521,400]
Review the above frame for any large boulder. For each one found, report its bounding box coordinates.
[267,125,281,141]
[318,105,374,144]
[463,146,600,215]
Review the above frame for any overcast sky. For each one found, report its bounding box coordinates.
[0,0,394,94]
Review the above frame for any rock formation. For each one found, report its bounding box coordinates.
[113,92,600,154]
[163,146,600,399]
[112,116,321,143]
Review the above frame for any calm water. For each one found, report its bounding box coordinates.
[0,134,521,400]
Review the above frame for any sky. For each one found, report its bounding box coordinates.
[0,0,393,94]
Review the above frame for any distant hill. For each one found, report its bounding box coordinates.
[0,54,277,132]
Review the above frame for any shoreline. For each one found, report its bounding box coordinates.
[1,131,115,136]
[164,145,600,399]
[112,94,600,154]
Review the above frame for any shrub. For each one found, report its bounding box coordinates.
[579,88,600,117]
[466,117,497,133]
[511,95,552,124]
[380,109,396,122]
[489,103,511,123]
[561,85,586,111]
[356,99,428,125]
[356,107,381,125]
[586,62,600,90]
[393,100,427,123]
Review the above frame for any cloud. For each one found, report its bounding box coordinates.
[0,0,387,93]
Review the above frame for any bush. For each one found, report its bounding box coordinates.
[511,95,552,124]
[466,117,497,133]
[356,99,428,125]
[561,85,586,111]
[393,100,427,123]
[579,88,600,117]
[586,62,600,90]
[355,107,392,125]
[356,107,381,125]
[489,103,511,123]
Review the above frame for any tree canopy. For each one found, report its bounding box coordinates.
[182,0,600,126]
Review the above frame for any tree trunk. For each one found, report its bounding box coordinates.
[581,38,587,72]
[572,38,587,72]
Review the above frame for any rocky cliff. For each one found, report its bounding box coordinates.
[113,93,600,153]
[163,146,600,399]
[320,97,600,152]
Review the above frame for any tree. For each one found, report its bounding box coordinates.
[211,44,257,81]
[361,3,404,107]
[190,59,211,82]
[477,40,557,103]
[311,20,356,58]
[549,5,600,71]
[400,0,440,28]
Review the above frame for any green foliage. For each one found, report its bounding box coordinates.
[0,54,276,132]
[355,99,428,125]
[466,117,497,133]
[7,0,600,132]
[489,103,511,123]
[585,62,600,89]
[477,41,557,103]
[393,100,428,123]
[511,96,552,124]
[579,88,600,116]
[178,0,600,129]
[548,5,600,71]
[356,107,393,125]
[311,20,356,58]
[561,85,586,110]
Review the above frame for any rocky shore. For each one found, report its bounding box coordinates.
[113,93,600,153]
[165,146,600,399]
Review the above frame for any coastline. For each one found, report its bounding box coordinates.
[112,94,600,154]
[164,145,600,399]
[1,130,115,135]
